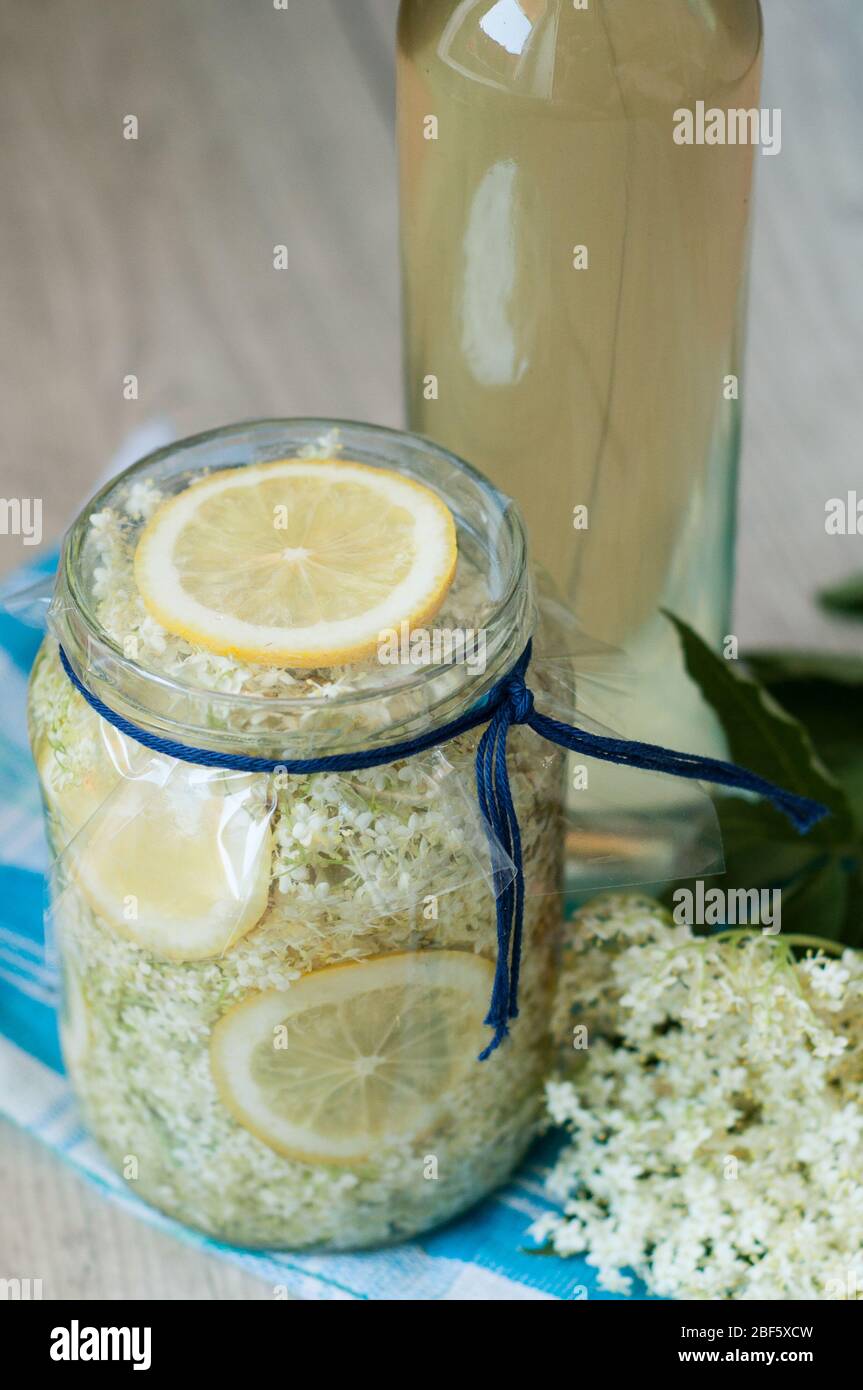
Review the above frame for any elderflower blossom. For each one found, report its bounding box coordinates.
[535,894,863,1301]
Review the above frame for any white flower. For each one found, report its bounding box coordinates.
[536,894,863,1302]
[123,479,163,520]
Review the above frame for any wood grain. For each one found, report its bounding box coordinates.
[0,0,402,577]
[0,1119,271,1301]
[0,0,860,1299]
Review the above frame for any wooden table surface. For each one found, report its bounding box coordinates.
[0,0,860,1299]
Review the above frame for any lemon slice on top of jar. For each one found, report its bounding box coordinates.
[134,458,458,667]
[210,951,495,1164]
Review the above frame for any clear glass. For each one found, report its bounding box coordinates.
[398,0,764,770]
[27,420,562,1250]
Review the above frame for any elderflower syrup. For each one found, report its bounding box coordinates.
[398,0,764,837]
[28,420,561,1250]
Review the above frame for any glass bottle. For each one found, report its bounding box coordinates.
[398,0,764,763]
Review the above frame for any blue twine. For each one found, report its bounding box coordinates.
[58,641,828,1059]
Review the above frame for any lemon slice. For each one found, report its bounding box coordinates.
[210,950,494,1164]
[134,458,458,666]
[71,775,273,961]
[59,948,91,1074]
[35,723,141,842]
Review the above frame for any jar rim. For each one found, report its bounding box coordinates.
[52,418,534,757]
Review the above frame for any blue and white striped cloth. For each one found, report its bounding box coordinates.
[0,451,646,1300]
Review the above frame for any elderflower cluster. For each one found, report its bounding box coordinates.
[535,894,863,1301]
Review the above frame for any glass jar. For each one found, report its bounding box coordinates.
[398,0,763,762]
[28,419,561,1250]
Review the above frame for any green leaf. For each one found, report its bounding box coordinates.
[659,621,863,949]
[777,855,851,942]
[744,654,863,827]
[818,572,863,618]
[712,797,823,884]
[661,807,859,945]
[659,798,848,941]
[837,861,863,951]
[666,615,855,841]
[745,649,863,687]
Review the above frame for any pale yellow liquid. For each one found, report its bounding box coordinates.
[398,0,763,766]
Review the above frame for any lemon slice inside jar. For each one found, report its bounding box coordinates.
[59,948,91,1074]
[133,458,458,667]
[210,950,495,1164]
[34,723,140,842]
[71,777,274,961]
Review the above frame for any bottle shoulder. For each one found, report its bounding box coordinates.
[397,0,763,113]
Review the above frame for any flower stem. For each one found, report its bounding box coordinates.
[701,928,845,957]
